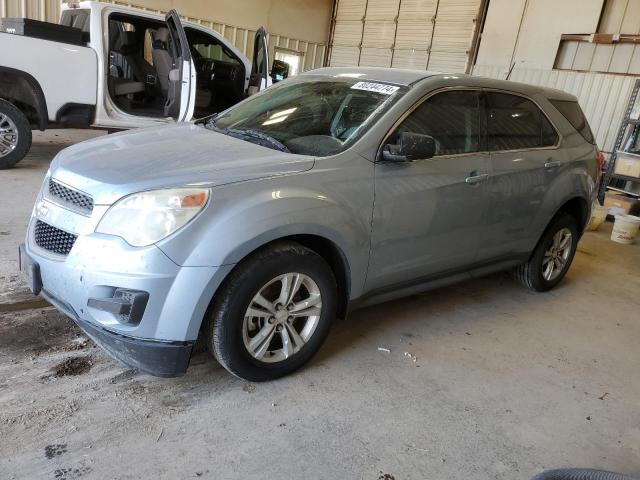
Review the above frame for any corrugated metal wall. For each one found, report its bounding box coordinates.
[473,64,640,154]
[0,0,327,71]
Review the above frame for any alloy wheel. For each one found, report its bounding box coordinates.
[242,272,322,363]
[0,112,19,159]
[542,227,573,281]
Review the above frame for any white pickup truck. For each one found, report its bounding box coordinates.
[0,1,271,169]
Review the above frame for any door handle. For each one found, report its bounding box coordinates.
[544,161,561,169]
[465,173,489,184]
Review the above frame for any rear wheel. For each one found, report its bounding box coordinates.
[205,242,337,381]
[514,213,579,292]
[0,99,32,170]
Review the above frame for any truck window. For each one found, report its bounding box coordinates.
[60,9,90,41]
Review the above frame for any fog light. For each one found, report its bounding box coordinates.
[87,288,149,325]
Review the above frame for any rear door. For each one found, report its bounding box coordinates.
[248,27,269,95]
[164,10,196,121]
[476,91,560,263]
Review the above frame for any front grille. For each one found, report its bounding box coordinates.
[48,179,94,214]
[33,220,77,256]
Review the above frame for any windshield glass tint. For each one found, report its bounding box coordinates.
[207,76,406,156]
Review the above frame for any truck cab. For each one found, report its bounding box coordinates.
[0,1,271,168]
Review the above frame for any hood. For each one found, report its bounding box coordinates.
[50,123,314,205]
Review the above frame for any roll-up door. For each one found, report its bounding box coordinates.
[328,0,484,73]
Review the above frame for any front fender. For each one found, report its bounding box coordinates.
[156,176,374,299]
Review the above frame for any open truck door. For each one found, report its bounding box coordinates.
[248,27,269,96]
[164,9,195,121]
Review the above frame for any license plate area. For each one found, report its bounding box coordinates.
[19,244,42,295]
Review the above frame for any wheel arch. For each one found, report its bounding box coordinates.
[556,195,590,233]
[0,67,48,130]
[214,233,352,322]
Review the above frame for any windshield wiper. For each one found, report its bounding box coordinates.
[205,121,289,153]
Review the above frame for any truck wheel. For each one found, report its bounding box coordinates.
[0,99,32,169]
[514,213,579,292]
[205,241,337,381]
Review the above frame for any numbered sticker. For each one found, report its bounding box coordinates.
[351,82,399,95]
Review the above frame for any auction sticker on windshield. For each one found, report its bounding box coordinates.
[351,82,399,95]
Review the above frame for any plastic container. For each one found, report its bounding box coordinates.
[586,205,608,231]
[611,214,640,244]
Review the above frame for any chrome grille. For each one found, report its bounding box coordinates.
[48,179,94,214]
[33,220,77,256]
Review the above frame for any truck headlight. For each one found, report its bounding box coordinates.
[96,188,209,247]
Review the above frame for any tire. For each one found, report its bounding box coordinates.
[0,99,32,170]
[205,241,337,381]
[514,213,579,292]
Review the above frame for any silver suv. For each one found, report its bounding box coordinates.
[20,67,600,381]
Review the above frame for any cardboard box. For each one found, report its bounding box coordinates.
[614,152,640,178]
[604,191,640,216]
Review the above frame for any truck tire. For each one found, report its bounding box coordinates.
[204,241,337,381]
[514,213,579,292]
[0,99,32,169]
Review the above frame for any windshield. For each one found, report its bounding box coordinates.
[204,75,407,157]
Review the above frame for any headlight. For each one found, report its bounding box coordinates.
[96,188,209,247]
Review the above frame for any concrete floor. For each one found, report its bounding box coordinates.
[1,131,639,480]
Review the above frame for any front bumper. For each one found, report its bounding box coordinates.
[20,235,233,377]
[41,286,193,377]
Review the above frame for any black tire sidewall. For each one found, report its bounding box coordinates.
[0,100,32,169]
[528,214,579,291]
[210,245,337,381]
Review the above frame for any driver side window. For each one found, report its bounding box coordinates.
[390,90,481,156]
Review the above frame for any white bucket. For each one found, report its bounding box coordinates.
[611,214,640,244]
[586,205,608,231]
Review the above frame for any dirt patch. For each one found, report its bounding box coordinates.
[0,308,84,357]
[50,356,94,377]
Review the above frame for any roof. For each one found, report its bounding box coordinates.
[302,67,438,86]
[302,67,578,101]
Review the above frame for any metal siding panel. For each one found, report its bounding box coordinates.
[336,0,368,21]
[629,45,640,74]
[591,44,614,72]
[573,42,596,71]
[555,41,579,70]
[621,0,640,34]
[609,43,635,73]
[332,20,364,46]
[392,48,429,69]
[329,45,360,66]
[394,20,433,49]
[427,0,482,72]
[398,0,438,20]
[359,47,392,67]
[362,20,396,48]
[365,0,400,20]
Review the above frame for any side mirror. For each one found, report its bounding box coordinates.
[382,132,436,162]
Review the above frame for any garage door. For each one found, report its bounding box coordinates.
[329,0,484,73]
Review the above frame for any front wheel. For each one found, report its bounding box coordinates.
[205,242,337,381]
[514,213,579,292]
[0,99,32,169]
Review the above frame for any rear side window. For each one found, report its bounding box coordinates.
[550,99,595,144]
[486,92,558,151]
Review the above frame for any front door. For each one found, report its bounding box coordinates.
[366,89,491,292]
[164,9,196,121]
[248,27,269,95]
